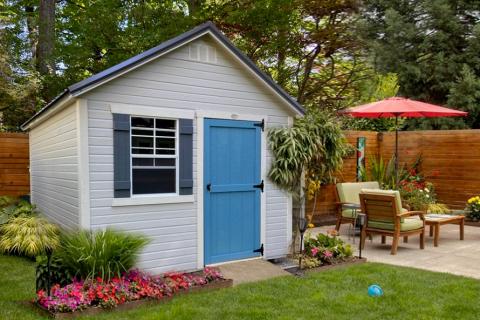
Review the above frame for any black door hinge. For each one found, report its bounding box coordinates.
[253,180,264,192]
[206,183,211,192]
[254,119,265,131]
[253,244,264,256]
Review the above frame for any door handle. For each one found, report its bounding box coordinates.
[206,183,211,192]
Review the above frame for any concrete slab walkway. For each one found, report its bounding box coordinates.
[312,224,480,279]
[216,259,290,285]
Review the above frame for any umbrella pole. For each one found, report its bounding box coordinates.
[395,115,399,188]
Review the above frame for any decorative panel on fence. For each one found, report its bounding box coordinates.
[0,133,30,197]
[310,129,480,224]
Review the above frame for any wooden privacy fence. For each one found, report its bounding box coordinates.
[309,129,480,224]
[0,133,30,197]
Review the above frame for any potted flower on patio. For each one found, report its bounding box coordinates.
[465,196,480,222]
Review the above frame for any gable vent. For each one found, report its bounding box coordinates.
[188,44,217,64]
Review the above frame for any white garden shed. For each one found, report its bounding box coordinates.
[22,22,304,273]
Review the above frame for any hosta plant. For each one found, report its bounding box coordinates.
[0,216,60,257]
[0,199,38,224]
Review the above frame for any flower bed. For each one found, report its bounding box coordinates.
[35,267,231,318]
[301,230,354,269]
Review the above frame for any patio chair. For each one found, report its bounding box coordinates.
[335,181,380,231]
[359,189,425,255]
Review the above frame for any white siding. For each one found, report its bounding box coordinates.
[85,35,293,273]
[30,103,80,230]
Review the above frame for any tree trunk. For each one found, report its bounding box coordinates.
[37,0,55,75]
[24,5,37,67]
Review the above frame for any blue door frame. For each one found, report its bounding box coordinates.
[204,119,261,265]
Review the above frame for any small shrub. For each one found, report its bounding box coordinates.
[55,228,149,281]
[0,216,60,257]
[466,196,480,221]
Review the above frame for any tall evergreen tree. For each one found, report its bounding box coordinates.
[359,0,480,129]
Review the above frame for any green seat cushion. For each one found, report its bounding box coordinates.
[336,181,380,204]
[368,218,423,231]
[342,209,358,218]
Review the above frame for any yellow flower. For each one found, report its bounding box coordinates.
[307,223,315,229]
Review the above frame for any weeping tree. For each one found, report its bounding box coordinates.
[268,109,352,252]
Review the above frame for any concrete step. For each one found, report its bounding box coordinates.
[216,259,291,285]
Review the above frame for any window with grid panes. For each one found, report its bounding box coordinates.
[130,117,177,195]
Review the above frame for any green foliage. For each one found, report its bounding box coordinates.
[303,231,353,267]
[0,195,18,224]
[360,155,399,190]
[55,229,149,282]
[400,182,435,211]
[359,0,480,129]
[0,216,60,257]
[465,196,480,221]
[0,200,38,224]
[342,73,406,132]
[268,109,352,201]
[428,203,450,214]
[35,255,73,291]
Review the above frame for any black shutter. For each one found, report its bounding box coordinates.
[113,113,131,198]
[179,119,193,195]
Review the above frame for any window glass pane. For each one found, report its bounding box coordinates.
[156,149,175,155]
[132,129,153,136]
[132,158,154,167]
[155,158,176,167]
[132,169,176,194]
[132,117,154,128]
[155,130,175,137]
[132,136,153,148]
[132,148,154,155]
[156,119,175,130]
[156,138,175,149]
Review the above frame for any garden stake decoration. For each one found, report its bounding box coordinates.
[45,247,53,296]
[298,218,307,269]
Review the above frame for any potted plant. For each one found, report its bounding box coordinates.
[465,196,480,222]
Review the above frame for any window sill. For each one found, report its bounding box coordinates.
[112,195,194,207]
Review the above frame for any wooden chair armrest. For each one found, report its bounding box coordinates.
[398,211,425,219]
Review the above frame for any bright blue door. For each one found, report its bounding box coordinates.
[204,119,262,265]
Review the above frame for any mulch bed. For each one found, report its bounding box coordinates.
[33,278,233,319]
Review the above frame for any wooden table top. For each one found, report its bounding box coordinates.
[424,214,465,224]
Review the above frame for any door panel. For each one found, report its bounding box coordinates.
[204,119,261,264]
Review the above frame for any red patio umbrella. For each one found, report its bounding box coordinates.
[341,97,467,185]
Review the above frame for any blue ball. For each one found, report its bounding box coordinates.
[368,285,383,297]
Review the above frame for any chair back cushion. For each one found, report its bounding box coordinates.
[336,181,380,204]
[359,189,403,226]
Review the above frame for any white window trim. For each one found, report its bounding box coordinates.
[130,116,179,197]
[112,195,194,207]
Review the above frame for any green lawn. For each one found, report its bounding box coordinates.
[2,255,480,320]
